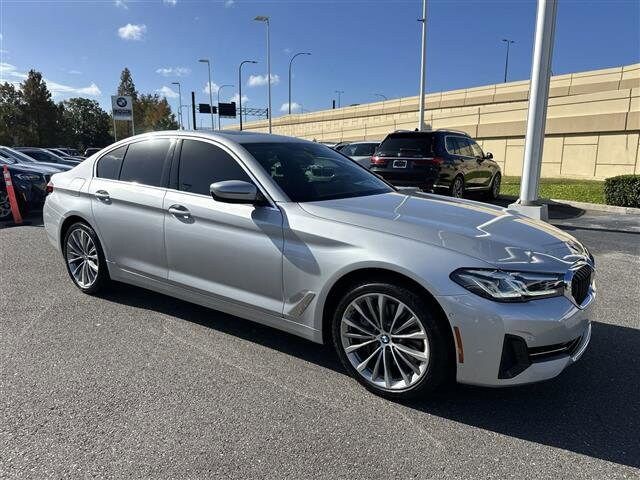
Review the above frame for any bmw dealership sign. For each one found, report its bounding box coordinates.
[111,95,133,121]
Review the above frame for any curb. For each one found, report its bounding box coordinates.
[547,198,640,215]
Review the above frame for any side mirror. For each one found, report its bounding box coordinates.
[210,180,258,204]
[485,152,493,160]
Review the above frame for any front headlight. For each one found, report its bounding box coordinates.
[450,268,565,302]
[14,173,41,181]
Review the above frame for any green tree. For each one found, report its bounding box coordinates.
[138,94,179,132]
[115,67,140,139]
[0,82,26,146]
[60,98,113,151]
[20,70,58,146]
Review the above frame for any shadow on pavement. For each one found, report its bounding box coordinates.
[102,283,638,469]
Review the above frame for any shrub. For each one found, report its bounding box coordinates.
[603,175,640,208]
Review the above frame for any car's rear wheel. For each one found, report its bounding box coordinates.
[450,175,464,198]
[332,282,451,399]
[487,173,501,200]
[63,222,109,294]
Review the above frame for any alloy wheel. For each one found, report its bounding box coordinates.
[492,175,501,198]
[340,293,430,391]
[0,191,11,219]
[452,177,464,198]
[66,228,99,288]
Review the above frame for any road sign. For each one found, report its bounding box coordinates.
[111,95,133,121]
[198,103,217,114]
[218,102,237,118]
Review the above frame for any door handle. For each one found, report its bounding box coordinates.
[95,190,110,201]
[168,204,191,218]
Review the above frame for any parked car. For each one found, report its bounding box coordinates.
[84,147,101,157]
[0,156,50,220]
[55,147,81,157]
[47,148,85,161]
[44,131,593,399]
[15,147,82,167]
[0,146,72,173]
[370,130,501,199]
[339,141,380,167]
[333,141,351,152]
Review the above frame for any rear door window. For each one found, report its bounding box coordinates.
[119,139,172,187]
[96,145,127,180]
[178,140,251,196]
[378,134,434,158]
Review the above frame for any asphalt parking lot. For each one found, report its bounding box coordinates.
[1,206,639,479]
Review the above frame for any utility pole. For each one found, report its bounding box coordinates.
[254,16,272,133]
[502,38,515,83]
[288,52,311,114]
[171,81,183,129]
[191,91,197,130]
[509,0,557,220]
[418,0,428,131]
[199,58,215,130]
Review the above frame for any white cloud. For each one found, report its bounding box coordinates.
[283,47,292,54]
[67,69,82,75]
[203,81,219,94]
[224,0,235,7]
[0,63,101,97]
[118,23,146,41]
[156,66,190,77]
[114,0,128,9]
[156,85,179,98]
[163,0,177,5]
[247,73,279,87]
[229,93,248,104]
[280,102,300,113]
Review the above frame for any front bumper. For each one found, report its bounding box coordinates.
[437,291,593,387]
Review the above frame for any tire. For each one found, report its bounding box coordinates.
[63,222,110,294]
[332,281,452,399]
[486,172,501,200]
[449,175,464,198]
[0,190,28,221]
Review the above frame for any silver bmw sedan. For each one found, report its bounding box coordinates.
[43,131,594,399]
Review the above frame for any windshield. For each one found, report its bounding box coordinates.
[243,142,393,202]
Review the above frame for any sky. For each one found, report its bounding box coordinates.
[1,0,639,128]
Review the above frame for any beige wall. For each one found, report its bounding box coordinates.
[229,63,640,180]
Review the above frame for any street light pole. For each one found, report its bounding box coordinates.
[502,38,515,83]
[199,58,215,130]
[511,0,557,220]
[171,81,183,129]
[418,0,428,131]
[217,84,234,130]
[254,16,272,133]
[288,52,311,114]
[334,90,344,108]
[239,60,257,131]
[373,93,388,101]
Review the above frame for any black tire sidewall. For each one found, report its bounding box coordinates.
[331,281,451,399]
[63,222,109,294]
[489,173,501,200]
[450,175,464,198]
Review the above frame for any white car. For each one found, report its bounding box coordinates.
[339,141,380,167]
[44,131,594,399]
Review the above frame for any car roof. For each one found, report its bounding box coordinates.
[347,141,380,145]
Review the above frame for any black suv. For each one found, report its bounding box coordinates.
[370,130,501,199]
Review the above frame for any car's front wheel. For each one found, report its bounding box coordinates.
[63,222,110,294]
[487,172,501,200]
[332,281,451,399]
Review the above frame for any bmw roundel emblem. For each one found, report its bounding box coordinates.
[116,97,128,108]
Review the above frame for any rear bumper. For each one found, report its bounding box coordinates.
[372,170,439,190]
[436,292,593,387]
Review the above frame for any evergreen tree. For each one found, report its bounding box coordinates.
[20,70,58,146]
[0,82,26,146]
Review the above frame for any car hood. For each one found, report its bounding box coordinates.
[299,192,589,271]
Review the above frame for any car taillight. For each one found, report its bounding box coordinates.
[370,156,388,166]
[46,181,54,194]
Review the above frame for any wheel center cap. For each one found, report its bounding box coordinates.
[380,334,390,344]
